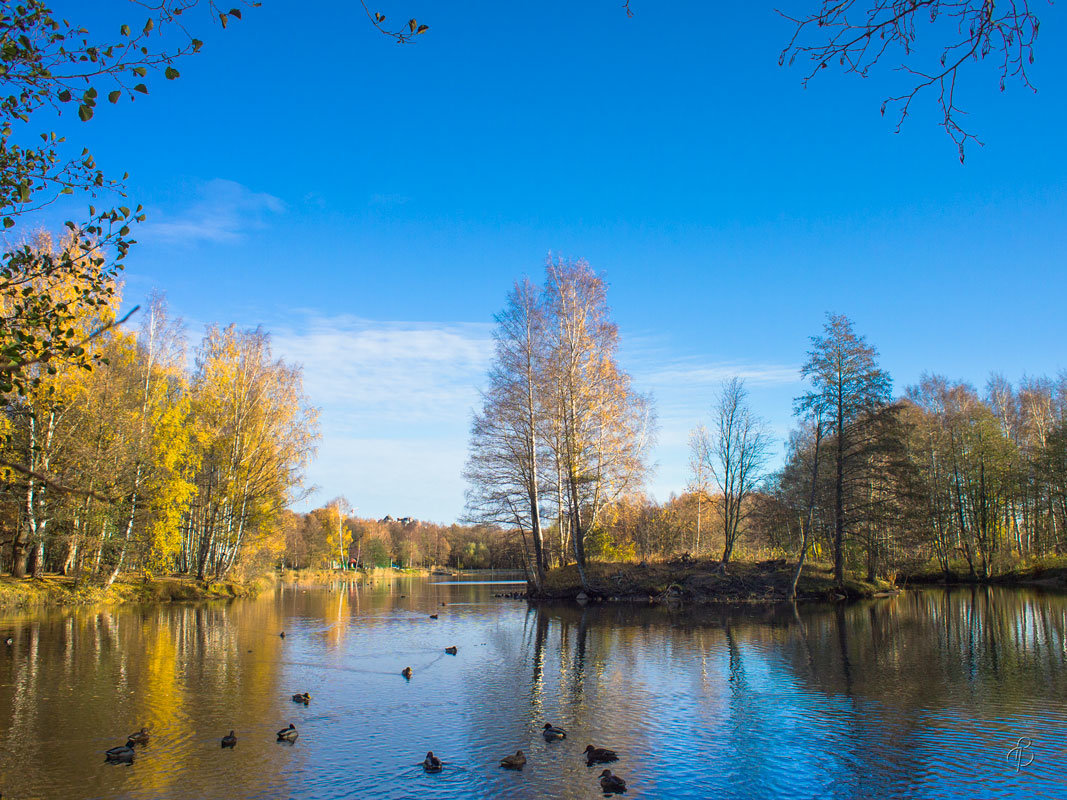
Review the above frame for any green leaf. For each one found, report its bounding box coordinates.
[408,18,417,33]
[108,90,121,103]
[133,66,147,77]
[416,24,428,34]
[220,12,228,28]
[57,89,71,102]
[120,24,131,36]
[230,8,242,19]
[165,66,179,80]
[2,218,12,229]
[133,84,148,94]
[78,104,93,121]
[143,18,154,34]
[192,38,203,52]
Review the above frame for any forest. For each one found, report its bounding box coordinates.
[466,262,1067,589]
[0,236,319,583]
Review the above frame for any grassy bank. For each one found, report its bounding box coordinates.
[0,574,265,609]
[902,556,1067,589]
[536,558,895,604]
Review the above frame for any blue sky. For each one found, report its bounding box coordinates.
[30,1,1067,522]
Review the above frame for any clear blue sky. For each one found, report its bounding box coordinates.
[37,1,1067,522]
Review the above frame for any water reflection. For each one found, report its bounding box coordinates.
[0,580,1064,799]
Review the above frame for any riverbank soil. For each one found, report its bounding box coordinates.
[536,558,894,603]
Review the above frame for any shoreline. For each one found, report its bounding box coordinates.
[0,574,266,609]
[0,566,521,609]
[529,559,895,605]
[527,557,1067,605]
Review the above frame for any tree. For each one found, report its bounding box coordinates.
[797,314,891,585]
[687,426,712,554]
[780,1,1047,161]
[466,259,655,589]
[697,378,773,566]
[543,258,654,582]
[464,279,549,589]
[0,3,265,404]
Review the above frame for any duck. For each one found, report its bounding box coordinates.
[291,692,310,704]
[221,730,237,748]
[499,750,526,770]
[401,666,413,679]
[276,723,298,742]
[584,745,618,764]
[127,727,149,745]
[429,614,439,619]
[444,646,458,655]
[542,723,567,741]
[599,769,627,794]
[279,632,286,638]
[105,740,136,763]
[422,751,443,773]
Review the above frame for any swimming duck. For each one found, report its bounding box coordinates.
[221,731,237,748]
[542,723,567,741]
[422,751,443,772]
[127,727,149,745]
[291,692,310,704]
[105,740,136,763]
[500,750,527,770]
[279,632,286,638]
[402,666,413,679]
[276,723,298,742]
[599,769,627,794]
[444,646,458,655]
[429,614,438,619]
[584,745,618,764]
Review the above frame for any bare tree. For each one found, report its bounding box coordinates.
[780,1,1046,161]
[701,378,773,566]
[464,280,549,589]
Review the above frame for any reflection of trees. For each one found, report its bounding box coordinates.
[0,597,292,798]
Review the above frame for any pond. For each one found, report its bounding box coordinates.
[1,576,1064,799]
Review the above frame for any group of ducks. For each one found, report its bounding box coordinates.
[104,623,628,793]
[103,727,150,763]
[421,723,627,795]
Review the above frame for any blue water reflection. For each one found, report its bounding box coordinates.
[0,578,1064,799]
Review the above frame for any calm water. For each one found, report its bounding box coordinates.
[1,576,1065,799]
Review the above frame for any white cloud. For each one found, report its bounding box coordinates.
[269,314,493,519]
[141,178,285,244]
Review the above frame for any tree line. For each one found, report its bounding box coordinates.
[278,504,523,572]
[469,269,1067,588]
[0,241,318,582]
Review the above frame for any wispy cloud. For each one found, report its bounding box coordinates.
[142,178,285,244]
[268,314,493,518]
[644,358,800,388]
